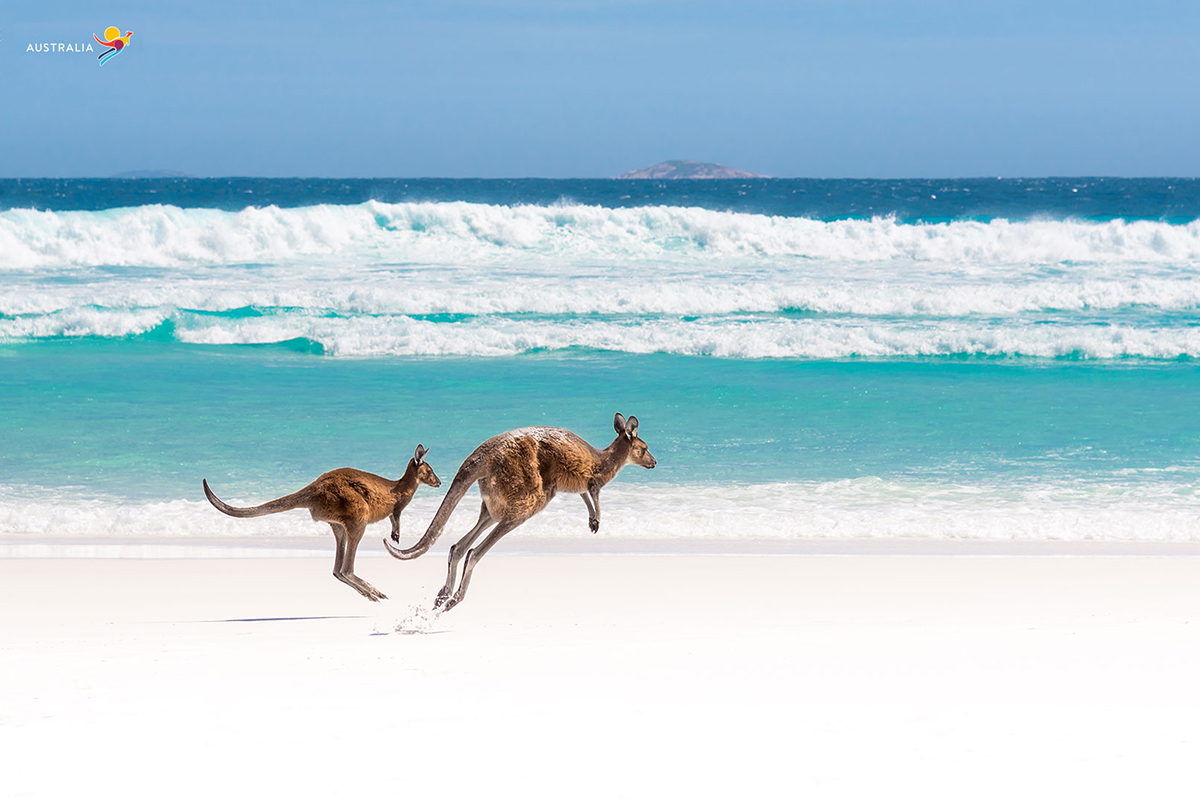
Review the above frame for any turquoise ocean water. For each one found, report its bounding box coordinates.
[2,178,1200,545]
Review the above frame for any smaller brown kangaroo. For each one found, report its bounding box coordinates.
[203,445,442,602]
[384,414,656,611]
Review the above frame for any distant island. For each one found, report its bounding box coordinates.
[614,160,770,179]
[111,170,191,179]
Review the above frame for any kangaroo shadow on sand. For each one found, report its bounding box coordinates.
[210,615,368,623]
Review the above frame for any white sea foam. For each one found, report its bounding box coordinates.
[4,201,1200,360]
[5,272,1200,319]
[3,479,1199,543]
[169,314,1200,359]
[3,201,1200,269]
[5,308,1200,359]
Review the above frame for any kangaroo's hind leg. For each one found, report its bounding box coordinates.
[329,521,349,581]
[439,518,524,612]
[434,502,494,608]
[340,520,387,602]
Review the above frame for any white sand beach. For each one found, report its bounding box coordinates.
[3,551,1200,798]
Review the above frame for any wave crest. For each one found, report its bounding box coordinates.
[5,308,1200,360]
[4,201,1200,269]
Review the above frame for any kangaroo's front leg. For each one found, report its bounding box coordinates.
[582,486,601,533]
[580,493,596,531]
[389,506,402,543]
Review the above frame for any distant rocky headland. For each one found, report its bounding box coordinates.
[614,160,770,179]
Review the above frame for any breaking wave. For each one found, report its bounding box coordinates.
[4,273,1200,319]
[5,308,1200,359]
[4,200,1200,361]
[3,200,1200,269]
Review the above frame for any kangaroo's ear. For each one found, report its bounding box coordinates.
[625,415,639,439]
[414,444,426,464]
[613,412,627,435]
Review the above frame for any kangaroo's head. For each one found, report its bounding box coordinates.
[613,413,656,469]
[411,444,442,487]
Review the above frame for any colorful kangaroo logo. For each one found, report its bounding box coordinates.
[93,26,132,66]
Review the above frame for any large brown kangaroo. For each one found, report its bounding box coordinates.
[383,414,656,611]
[203,445,441,602]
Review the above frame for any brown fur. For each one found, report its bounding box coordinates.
[384,414,656,611]
[203,445,441,601]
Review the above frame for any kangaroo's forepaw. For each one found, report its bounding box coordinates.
[589,517,599,533]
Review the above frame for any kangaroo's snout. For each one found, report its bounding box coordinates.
[645,455,656,469]
[420,468,442,488]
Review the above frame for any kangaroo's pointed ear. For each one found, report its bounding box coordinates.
[625,415,639,440]
[414,444,426,464]
[613,412,627,435]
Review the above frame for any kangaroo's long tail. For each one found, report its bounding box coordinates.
[202,479,309,518]
[384,456,481,560]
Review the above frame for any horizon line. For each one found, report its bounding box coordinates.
[4,174,1200,181]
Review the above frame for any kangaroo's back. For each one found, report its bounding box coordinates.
[485,427,599,481]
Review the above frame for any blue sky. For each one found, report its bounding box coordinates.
[2,1,1198,178]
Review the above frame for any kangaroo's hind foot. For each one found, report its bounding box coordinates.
[332,563,387,601]
[352,573,387,602]
[336,571,387,602]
